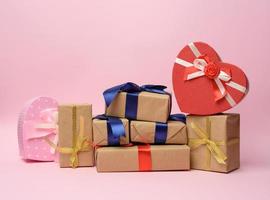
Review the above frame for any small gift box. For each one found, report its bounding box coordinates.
[104,82,171,123]
[173,42,249,115]
[58,104,94,168]
[130,114,187,144]
[18,96,58,161]
[95,145,190,172]
[93,115,129,146]
[187,114,240,173]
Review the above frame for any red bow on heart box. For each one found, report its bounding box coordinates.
[172,42,249,115]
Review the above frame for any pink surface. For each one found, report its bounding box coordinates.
[18,97,58,161]
[0,0,269,200]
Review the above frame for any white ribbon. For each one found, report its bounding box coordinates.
[35,109,59,154]
[175,42,247,107]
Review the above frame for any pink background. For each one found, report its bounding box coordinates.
[1,0,269,199]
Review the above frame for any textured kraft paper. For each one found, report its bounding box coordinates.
[95,145,190,172]
[105,91,171,123]
[93,118,129,146]
[130,120,187,144]
[58,104,94,167]
[187,113,240,173]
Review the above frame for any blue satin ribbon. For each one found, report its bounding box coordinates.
[154,122,168,144]
[169,114,186,123]
[94,114,126,146]
[103,82,169,119]
[154,114,186,144]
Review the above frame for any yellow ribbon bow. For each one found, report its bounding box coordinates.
[45,116,91,168]
[188,118,227,165]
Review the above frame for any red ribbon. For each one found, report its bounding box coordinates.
[138,145,152,171]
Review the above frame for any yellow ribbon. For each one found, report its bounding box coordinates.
[188,118,228,166]
[45,116,91,168]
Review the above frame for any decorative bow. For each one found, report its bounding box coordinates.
[46,116,92,168]
[188,118,227,165]
[103,82,168,107]
[25,108,58,154]
[175,42,247,107]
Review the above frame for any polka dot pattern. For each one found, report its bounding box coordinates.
[18,97,58,161]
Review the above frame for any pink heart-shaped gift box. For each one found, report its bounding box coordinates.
[18,96,58,161]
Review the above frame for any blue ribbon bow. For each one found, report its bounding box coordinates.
[154,114,186,144]
[103,82,169,119]
[94,114,126,146]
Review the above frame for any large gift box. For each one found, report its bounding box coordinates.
[104,82,171,123]
[95,145,190,172]
[187,114,240,172]
[130,115,187,144]
[173,42,249,115]
[58,104,94,168]
[93,115,129,146]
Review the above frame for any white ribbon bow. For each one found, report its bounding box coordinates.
[35,109,59,154]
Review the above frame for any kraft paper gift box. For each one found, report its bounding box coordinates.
[130,116,187,144]
[104,82,171,123]
[93,115,129,146]
[95,145,190,172]
[187,114,240,173]
[58,104,94,168]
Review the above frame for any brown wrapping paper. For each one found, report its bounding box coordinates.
[187,114,240,173]
[58,104,94,167]
[130,120,187,144]
[105,91,171,123]
[93,118,129,146]
[95,145,190,172]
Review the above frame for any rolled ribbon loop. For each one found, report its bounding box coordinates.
[140,84,167,94]
[103,82,141,107]
[94,114,126,145]
[103,82,168,108]
[175,42,247,107]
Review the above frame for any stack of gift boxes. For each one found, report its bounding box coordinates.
[18,41,249,173]
[56,82,190,171]
[93,83,190,172]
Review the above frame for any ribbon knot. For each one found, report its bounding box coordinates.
[188,118,227,165]
[68,135,90,168]
[46,116,92,168]
[104,82,171,120]
[202,138,211,144]
[33,108,58,154]
[175,42,247,107]
[103,82,168,108]
[191,57,233,102]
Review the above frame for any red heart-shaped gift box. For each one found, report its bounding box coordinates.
[172,42,249,115]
